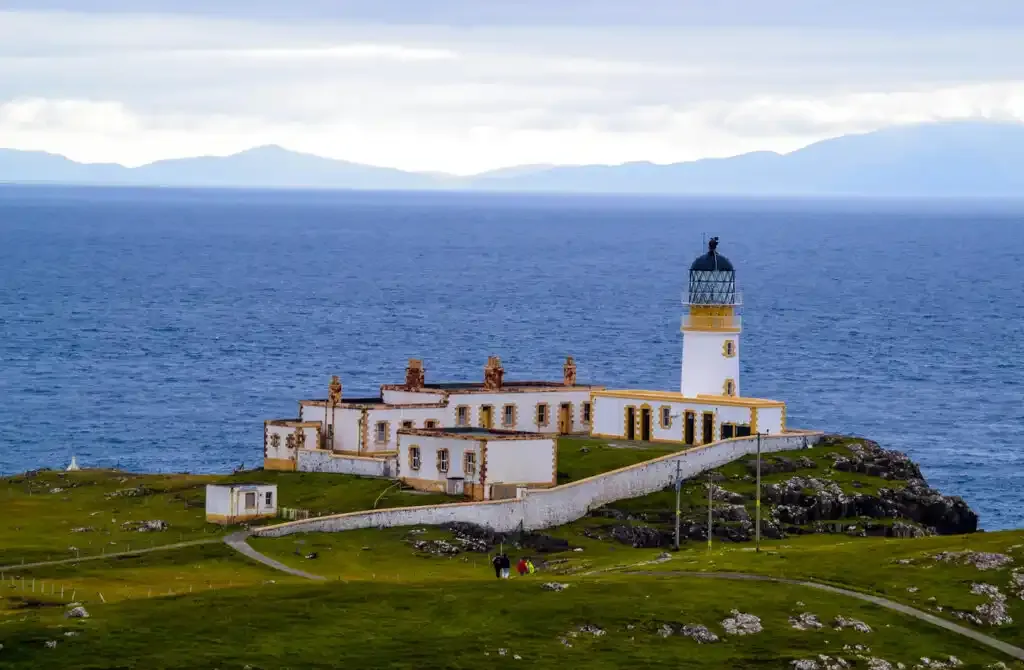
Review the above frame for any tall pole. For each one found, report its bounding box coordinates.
[673,460,681,551]
[755,431,762,552]
[707,470,713,553]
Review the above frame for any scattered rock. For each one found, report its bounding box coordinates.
[498,648,507,656]
[1011,570,1024,599]
[514,654,522,660]
[933,551,1012,571]
[680,624,719,643]
[721,610,762,636]
[610,524,667,549]
[541,582,569,592]
[907,587,919,593]
[558,637,573,648]
[49,488,64,494]
[832,616,872,633]
[70,527,94,533]
[790,656,850,670]
[657,624,674,638]
[65,606,89,619]
[120,520,168,533]
[577,624,605,637]
[45,641,57,649]
[967,583,1013,626]
[912,657,963,669]
[707,483,746,505]
[63,631,78,637]
[412,539,460,556]
[789,612,824,630]
[866,659,894,670]
[105,486,152,499]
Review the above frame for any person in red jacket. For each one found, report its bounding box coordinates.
[516,557,528,576]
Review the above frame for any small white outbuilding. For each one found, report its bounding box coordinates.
[205,483,278,525]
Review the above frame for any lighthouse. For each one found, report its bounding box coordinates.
[681,237,741,398]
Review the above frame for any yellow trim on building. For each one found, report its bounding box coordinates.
[593,389,784,408]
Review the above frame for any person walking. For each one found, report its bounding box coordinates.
[500,553,511,579]
[491,553,504,579]
[516,557,528,576]
[526,558,536,575]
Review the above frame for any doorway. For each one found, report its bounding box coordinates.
[625,406,636,440]
[558,403,572,434]
[702,412,714,444]
[684,411,696,446]
[480,405,493,429]
[640,407,652,441]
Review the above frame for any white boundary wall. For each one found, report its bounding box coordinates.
[254,431,821,537]
[297,449,397,478]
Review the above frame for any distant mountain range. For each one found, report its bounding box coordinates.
[2,121,1023,196]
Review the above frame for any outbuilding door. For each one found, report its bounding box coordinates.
[558,403,572,434]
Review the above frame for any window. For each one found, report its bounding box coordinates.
[244,492,256,510]
[456,405,470,426]
[660,406,672,429]
[401,420,414,430]
[375,421,390,444]
[437,448,449,473]
[723,340,736,358]
[502,404,517,427]
[535,403,549,426]
[325,425,334,446]
[581,401,592,424]
[409,446,421,471]
[721,423,736,440]
[285,433,295,449]
[723,379,736,396]
[424,419,439,429]
[270,433,281,450]
[464,452,477,477]
[264,491,273,507]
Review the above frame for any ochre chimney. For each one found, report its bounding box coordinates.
[405,359,425,390]
[563,356,577,386]
[328,375,343,405]
[483,356,504,391]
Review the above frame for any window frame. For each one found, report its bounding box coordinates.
[264,491,273,507]
[409,445,421,471]
[581,401,592,424]
[502,403,517,428]
[464,451,477,477]
[401,420,414,430]
[374,420,390,444]
[244,491,256,510]
[659,405,672,429]
[437,448,450,474]
[723,339,737,358]
[455,405,471,427]
[424,419,439,429]
[535,402,550,427]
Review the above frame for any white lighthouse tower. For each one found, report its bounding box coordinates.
[681,237,741,398]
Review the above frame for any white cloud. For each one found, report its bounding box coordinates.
[2,9,1024,173]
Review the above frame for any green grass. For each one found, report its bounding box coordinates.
[0,469,456,566]
[556,436,682,483]
[0,573,1014,669]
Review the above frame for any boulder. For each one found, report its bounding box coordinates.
[65,606,89,619]
[611,524,667,549]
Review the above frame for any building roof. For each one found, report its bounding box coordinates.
[208,482,277,490]
[689,236,734,272]
[592,389,784,408]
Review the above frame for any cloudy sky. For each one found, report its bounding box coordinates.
[2,1,1024,174]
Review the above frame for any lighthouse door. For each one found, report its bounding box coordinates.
[625,407,636,440]
[640,408,652,442]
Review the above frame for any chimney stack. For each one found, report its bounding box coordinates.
[483,356,504,391]
[405,359,425,390]
[563,356,577,386]
[328,375,343,405]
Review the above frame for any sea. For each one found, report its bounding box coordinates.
[1,186,1022,529]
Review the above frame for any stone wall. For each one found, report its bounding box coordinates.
[297,449,396,478]
[254,432,821,538]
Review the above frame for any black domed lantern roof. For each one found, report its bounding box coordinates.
[687,237,738,305]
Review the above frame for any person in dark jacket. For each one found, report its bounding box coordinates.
[500,553,511,579]
[491,553,503,579]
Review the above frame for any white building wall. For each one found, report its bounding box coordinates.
[445,389,593,433]
[398,434,481,484]
[366,406,448,454]
[485,438,555,486]
[297,449,397,477]
[265,423,320,466]
[591,394,764,444]
[381,389,446,404]
[205,485,232,517]
[756,406,784,434]
[253,432,822,537]
[681,330,741,397]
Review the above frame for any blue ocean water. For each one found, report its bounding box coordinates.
[1,186,1022,529]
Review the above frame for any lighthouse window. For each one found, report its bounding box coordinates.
[723,340,736,357]
[660,406,672,429]
[723,379,736,396]
[456,405,470,426]
[581,401,592,423]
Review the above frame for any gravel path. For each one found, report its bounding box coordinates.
[223,531,326,581]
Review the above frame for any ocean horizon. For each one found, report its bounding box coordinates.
[2,185,1022,529]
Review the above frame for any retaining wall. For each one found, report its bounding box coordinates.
[297,449,396,478]
[254,431,821,538]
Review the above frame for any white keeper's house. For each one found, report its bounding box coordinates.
[262,237,789,501]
